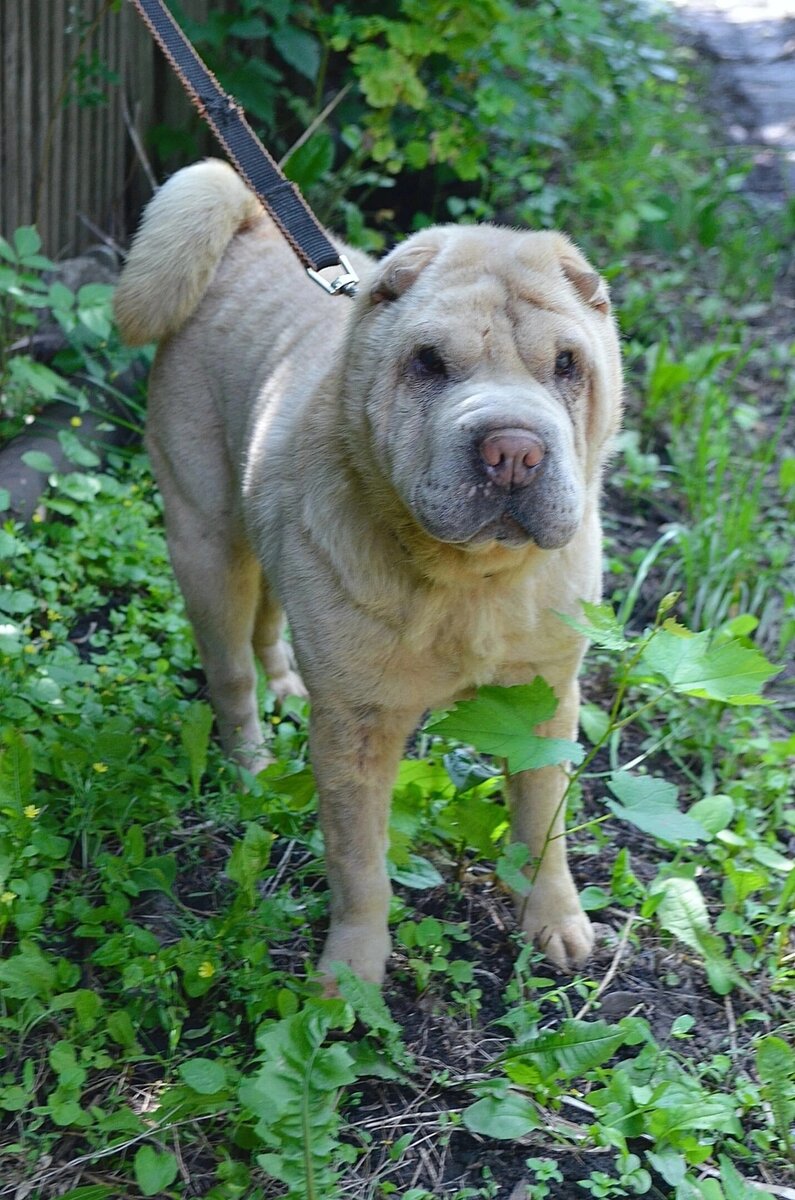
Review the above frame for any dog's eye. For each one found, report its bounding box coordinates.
[411,345,447,379]
[554,349,577,378]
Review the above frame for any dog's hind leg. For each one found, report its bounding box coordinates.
[170,520,270,773]
[252,581,308,704]
[149,433,270,772]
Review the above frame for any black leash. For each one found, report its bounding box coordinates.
[128,0,359,297]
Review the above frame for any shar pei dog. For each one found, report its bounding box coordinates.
[114,159,623,986]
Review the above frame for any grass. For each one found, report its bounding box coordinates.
[1,1,794,1197]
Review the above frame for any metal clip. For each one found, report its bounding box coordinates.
[306,255,359,298]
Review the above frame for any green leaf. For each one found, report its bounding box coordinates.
[107,1010,139,1051]
[334,965,398,1037]
[755,1036,795,1154]
[179,1057,228,1094]
[130,854,177,896]
[717,1154,775,1200]
[272,27,321,80]
[436,794,506,855]
[229,16,270,37]
[13,226,42,258]
[76,283,114,339]
[463,1090,539,1139]
[284,133,335,191]
[607,772,709,845]
[333,963,413,1068]
[646,1148,688,1187]
[751,845,792,873]
[579,885,612,911]
[50,1097,89,1126]
[641,622,778,704]
[57,429,101,468]
[133,1145,179,1196]
[0,587,37,614]
[389,852,444,888]
[0,942,57,1000]
[0,729,34,809]
[180,701,214,796]
[21,448,57,474]
[49,1040,84,1086]
[504,1018,627,1081]
[495,841,532,896]
[652,875,710,952]
[779,456,795,493]
[555,601,632,650]
[427,680,583,774]
[580,701,611,746]
[240,1002,358,1197]
[688,794,734,835]
[0,1085,32,1112]
[646,1082,741,1141]
[226,822,274,902]
[9,356,63,400]
[57,472,102,502]
[651,876,734,991]
[47,280,75,311]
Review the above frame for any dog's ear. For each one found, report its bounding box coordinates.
[560,257,611,315]
[369,240,441,305]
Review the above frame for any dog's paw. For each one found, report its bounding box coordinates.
[269,668,309,704]
[519,901,594,973]
[317,923,391,992]
[233,744,274,779]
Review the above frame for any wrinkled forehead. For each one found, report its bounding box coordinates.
[393,264,591,368]
[409,231,590,314]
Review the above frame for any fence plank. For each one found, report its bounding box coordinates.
[0,0,212,255]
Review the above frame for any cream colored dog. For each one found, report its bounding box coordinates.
[115,159,623,985]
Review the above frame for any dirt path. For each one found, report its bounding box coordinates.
[671,0,795,197]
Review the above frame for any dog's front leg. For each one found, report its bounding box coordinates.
[310,702,420,986]
[507,677,594,972]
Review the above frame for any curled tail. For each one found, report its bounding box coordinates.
[114,159,262,346]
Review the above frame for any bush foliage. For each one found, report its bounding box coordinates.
[171,0,738,253]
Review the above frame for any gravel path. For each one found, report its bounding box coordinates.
[671,0,795,197]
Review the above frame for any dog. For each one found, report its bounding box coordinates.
[114,159,623,985]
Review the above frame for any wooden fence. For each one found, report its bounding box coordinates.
[0,0,211,256]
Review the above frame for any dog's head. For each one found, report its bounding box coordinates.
[342,226,623,552]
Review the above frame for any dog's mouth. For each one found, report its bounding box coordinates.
[407,462,583,553]
[468,510,534,547]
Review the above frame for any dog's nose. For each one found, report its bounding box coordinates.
[479,429,546,488]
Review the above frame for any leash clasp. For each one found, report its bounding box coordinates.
[307,255,359,297]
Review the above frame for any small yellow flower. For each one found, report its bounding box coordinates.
[197,961,215,979]
[40,629,53,641]
[92,762,108,773]
[1,891,16,905]
[32,512,44,523]
[23,805,41,820]
[24,644,36,654]
[70,415,82,427]
[47,609,60,622]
